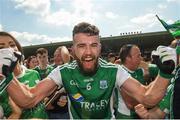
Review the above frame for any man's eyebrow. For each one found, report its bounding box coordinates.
[77,43,86,45]
[0,43,5,45]
[9,41,14,44]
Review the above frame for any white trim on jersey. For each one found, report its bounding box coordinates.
[47,66,62,86]
[115,65,131,88]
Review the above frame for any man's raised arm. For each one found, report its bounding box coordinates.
[7,77,57,108]
[121,46,176,107]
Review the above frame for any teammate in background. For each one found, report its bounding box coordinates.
[26,55,38,69]
[51,46,70,68]
[34,48,53,80]
[114,44,145,119]
[107,52,117,63]
[0,31,48,119]
[2,22,176,119]
[135,37,180,119]
[114,44,158,119]
[46,46,70,119]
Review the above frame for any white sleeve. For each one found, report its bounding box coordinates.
[115,65,130,87]
[47,66,62,86]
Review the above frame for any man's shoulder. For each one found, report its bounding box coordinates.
[58,60,78,70]
[23,68,40,79]
[99,58,118,69]
[135,67,144,73]
[47,65,54,69]
[25,68,39,74]
[33,66,40,71]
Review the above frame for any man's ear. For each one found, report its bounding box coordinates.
[99,43,102,51]
[71,46,75,57]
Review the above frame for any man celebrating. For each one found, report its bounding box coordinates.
[0,22,176,119]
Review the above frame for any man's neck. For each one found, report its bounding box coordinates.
[39,64,48,70]
[123,63,137,72]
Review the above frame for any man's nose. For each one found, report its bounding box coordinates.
[84,46,92,55]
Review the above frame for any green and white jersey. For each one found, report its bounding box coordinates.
[121,65,145,84]
[114,65,146,119]
[34,65,53,80]
[17,67,40,86]
[48,58,130,119]
[158,65,178,119]
[158,82,173,119]
[169,66,179,119]
[148,63,159,78]
[0,66,48,119]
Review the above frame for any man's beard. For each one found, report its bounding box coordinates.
[75,55,99,76]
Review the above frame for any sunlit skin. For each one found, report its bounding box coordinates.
[54,49,63,65]
[72,33,101,75]
[125,46,142,71]
[120,46,143,109]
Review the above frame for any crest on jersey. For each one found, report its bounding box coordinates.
[100,80,108,89]
[70,93,84,102]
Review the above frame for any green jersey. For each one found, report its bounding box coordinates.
[148,64,159,78]
[158,82,173,119]
[47,58,130,119]
[0,66,48,119]
[157,65,179,119]
[34,65,53,80]
[157,65,180,119]
[170,66,180,119]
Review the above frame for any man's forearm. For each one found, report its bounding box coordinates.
[8,113,21,119]
[143,75,169,107]
[7,78,35,108]
[148,107,166,119]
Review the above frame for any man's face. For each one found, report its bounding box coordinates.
[72,33,101,74]
[37,53,48,66]
[128,46,142,70]
[54,49,63,65]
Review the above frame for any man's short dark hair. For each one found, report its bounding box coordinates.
[36,48,48,55]
[72,22,99,37]
[119,44,137,64]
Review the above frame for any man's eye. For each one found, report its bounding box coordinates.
[78,45,85,48]
[91,44,98,47]
[10,44,16,47]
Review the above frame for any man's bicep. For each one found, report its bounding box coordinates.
[121,77,146,104]
[31,78,59,99]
